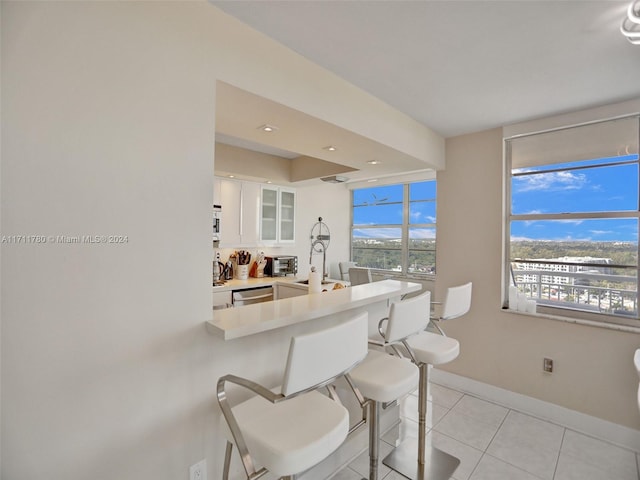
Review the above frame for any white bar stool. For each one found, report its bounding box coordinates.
[348,293,443,479]
[217,312,369,480]
[429,282,472,336]
[349,267,373,286]
[381,292,461,480]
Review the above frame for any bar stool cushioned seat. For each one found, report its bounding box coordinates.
[350,350,418,404]
[405,332,460,366]
[221,389,348,476]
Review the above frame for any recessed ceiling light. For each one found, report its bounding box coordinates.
[323,146,338,152]
[367,160,382,165]
[257,124,278,132]
[367,179,378,183]
[266,180,272,184]
[228,175,235,178]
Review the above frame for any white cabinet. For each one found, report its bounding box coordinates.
[216,177,260,247]
[213,177,222,207]
[260,186,278,243]
[238,181,260,247]
[212,290,232,309]
[220,179,241,246]
[279,188,296,243]
[260,186,296,244]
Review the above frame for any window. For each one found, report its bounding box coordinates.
[505,115,640,325]
[352,180,436,275]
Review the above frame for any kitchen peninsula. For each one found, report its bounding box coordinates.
[207,279,421,340]
[207,279,422,479]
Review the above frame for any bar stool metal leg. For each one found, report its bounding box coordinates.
[222,441,233,480]
[382,362,460,480]
[417,363,428,465]
[368,400,380,480]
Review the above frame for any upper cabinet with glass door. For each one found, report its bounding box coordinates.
[279,188,295,242]
[260,185,296,244]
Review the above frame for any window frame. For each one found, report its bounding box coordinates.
[503,114,640,328]
[351,180,436,277]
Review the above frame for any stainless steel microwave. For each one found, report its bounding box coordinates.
[264,256,298,277]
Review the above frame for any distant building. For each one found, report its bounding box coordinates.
[514,256,613,286]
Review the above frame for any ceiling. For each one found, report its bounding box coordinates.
[212,0,640,184]
[215,82,435,185]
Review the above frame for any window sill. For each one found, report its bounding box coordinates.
[375,271,436,281]
[501,307,640,334]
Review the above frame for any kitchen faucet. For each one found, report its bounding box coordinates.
[310,239,327,282]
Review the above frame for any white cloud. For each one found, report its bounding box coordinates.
[556,219,585,225]
[410,211,436,223]
[514,171,587,193]
[410,228,436,239]
[353,228,401,239]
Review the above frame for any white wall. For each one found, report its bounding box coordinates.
[215,181,351,280]
[436,127,640,430]
[0,2,441,480]
[2,3,218,479]
[294,183,352,280]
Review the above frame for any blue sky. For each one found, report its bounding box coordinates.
[352,181,436,240]
[352,158,640,243]
[511,155,638,243]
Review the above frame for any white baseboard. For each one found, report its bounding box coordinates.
[431,369,640,453]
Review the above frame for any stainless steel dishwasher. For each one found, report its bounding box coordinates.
[232,286,274,306]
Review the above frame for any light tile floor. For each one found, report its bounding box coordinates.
[330,382,640,480]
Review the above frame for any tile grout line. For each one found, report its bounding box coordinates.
[483,405,511,454]
[486,409,568,480]
[446,401,513,480]
[551,426,567,480]
[468,407,549,480]
[479,452,548,480]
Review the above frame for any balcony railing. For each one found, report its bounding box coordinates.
[511,263,638,318]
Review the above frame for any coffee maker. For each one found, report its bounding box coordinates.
[213,252,225,285]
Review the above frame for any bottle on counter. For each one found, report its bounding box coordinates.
[308,266,322,294]
[225,260,233,280]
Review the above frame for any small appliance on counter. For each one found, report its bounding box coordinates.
[264,256,298,277]
[212,204,222,247]
[213,252,225,286]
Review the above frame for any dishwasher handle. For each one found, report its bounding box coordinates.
[234,292,273,301]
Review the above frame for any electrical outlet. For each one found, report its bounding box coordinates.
[543,357,554,373]
[189,459,207,480]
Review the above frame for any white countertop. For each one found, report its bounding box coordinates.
[206,279,421,340]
